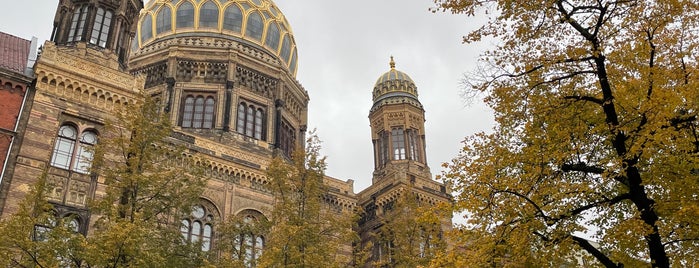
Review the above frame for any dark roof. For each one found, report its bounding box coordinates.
[0,31,31,74]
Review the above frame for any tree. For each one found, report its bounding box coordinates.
[0,172,87,267]
[86,94,208,267]
[432,1,699,267]
[373,189,449,268]
[258,133,357,268]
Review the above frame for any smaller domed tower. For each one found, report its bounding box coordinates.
[358,57,451,264]
[369,56,430,183]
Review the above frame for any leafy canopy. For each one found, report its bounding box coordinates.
[433,0,699,267]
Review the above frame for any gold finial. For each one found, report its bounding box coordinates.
[389,56,395,69]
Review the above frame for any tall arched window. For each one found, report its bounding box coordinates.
[391,128,406,160]
[407,129,420,162]
[245,12,263,40]
[50,125,98,174]
[199,1,219,29]
[74,130,98,173]
[68,6,89,42]
[236,100,266,140]
[50,125,77,170]
[156,6,172,35]
[375,131,389,168]
[233,214,266,268]
[176,1,195,29]
[181,205,214,251]
[181,95,216,129]
[223,5,243,32]
[90,8,113,47]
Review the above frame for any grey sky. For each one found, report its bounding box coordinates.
[0,0,494,192]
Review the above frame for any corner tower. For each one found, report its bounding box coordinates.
[369,57,430,183]
[50,0,143,67]
[358,57,451,265]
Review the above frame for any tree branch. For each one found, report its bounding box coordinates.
[571,235,622,268]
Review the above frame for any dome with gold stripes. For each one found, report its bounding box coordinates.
[372,57,421,110]
[135,0,298,76]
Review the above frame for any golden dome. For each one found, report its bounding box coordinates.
[135,0,298,76]
[371,57,421,110]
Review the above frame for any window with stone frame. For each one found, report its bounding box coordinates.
[375,130,389,168]
[231,211,267,268]
[180,204,215,252]
[181,94,216,129]
[406,129,420,162]
[391,127,406,160]
[236,100,266,140]
[89,7,113,47]
[279,119,296,158]
[33,213,82,242]
[50,124,98,174]
[67,5,89,42]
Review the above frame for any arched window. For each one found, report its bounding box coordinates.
[199,1,219,29]
[235,100,266,140]
[182,96,194,128]
[223,5,243,32]
[156,6,172,35]
[245,12,263,40]
[391,128,406,160]
[279,119,295,157]
[236,103,246,133]
[141,15,153,42]
[254,109,263,139]
[204,97,215,129]
[181,205,214,251]
[375,131,389,168]
[90,8,113,47]
[50,125,99,174]
[50,125,77,170]
[181,95,216,129]
[74,130,97,173]
[233,214,266,267]
[176,1,195,29]
[407,129,420,162]
[264,22,280,50]
[68,6,89,42]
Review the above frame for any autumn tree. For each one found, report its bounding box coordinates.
[84,94,208,267]
[433,0,699,267]
[0,173,87,267]
[373,189,449,267]
[258,133,357,268]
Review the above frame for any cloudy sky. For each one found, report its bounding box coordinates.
[0,0,494,192]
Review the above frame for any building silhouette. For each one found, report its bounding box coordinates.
[0,0,451,265]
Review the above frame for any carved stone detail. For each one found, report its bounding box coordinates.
[176,60,227,83]
[236,66,277,98]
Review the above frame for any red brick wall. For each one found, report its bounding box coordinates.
[0,80,26,174]
[0,82,26,130]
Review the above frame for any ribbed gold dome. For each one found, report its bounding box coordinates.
[135,0,298,76]
[371,57,421,110]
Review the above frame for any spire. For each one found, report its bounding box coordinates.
[389,55,395,69]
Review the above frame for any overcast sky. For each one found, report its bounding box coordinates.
[0,0,494,193]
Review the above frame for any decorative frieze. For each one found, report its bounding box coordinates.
[176,60,227,83]
[236,66,277,98]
